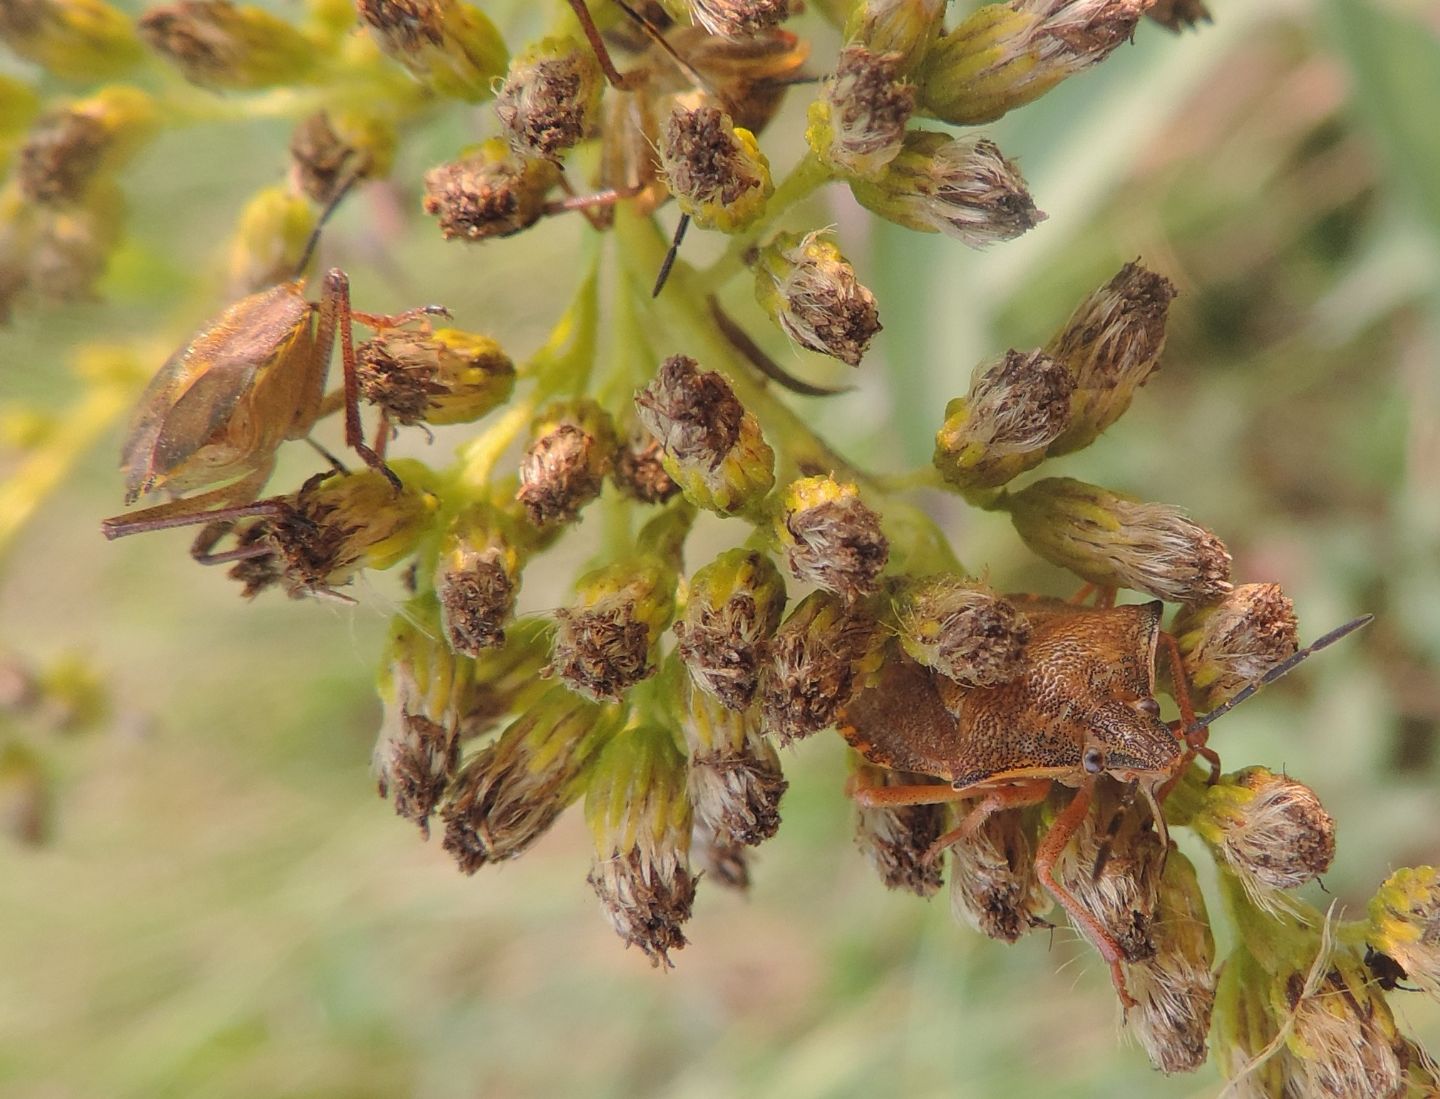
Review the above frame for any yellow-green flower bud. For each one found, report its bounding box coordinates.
[373,593,462,834]
[947,806,1049,941]
[659,101,773,233]
[850,130,1042,248]
[550,554,678,702]
[229,462,436,599]
[806,45,914,182]
[674,547,787,710]
[844,0,946,72]
[1005,477,1233,603]
[494,36,604,162]
[289,110,397,204]
[455,618,552,741]
[515,398,617,528]
[0,0,142,81]
[1213,944,1289,1097]
[933,348,1074,490]
[666,0,791,37]
[635,354,775,515]
[1367,866,1440,999]
[917,0,1149,126]
[1126,850,1216,1074]
[754,229,882,366]
[226,184,315,296]
[441,686,618,872]
[585,724,696,967]
[0,739,49,846]
[356,0,507,102]
[1045,262,1178,456]
[1192,767,1335,909]
[17,86,156,206]
[777,474,889,601]
[357,326,514,427]
[422,138,559,241]
[1170,583,1299,712]
[678,676,786,848]
[853,759,945,896]
[138,0,318,90]
[1,77,41,157]
[760,590,880,743]
[895,575,1030,687]
[435,503,523,655]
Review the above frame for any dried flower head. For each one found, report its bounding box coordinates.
[516,399,617,527]
[777,474,889,601]
[494,36,604,162]
[356,0,507,102]
[610,434,680,504]
[659,102,773,232]
[137,0,317,90]
[753,229,882,366]
[357,326,515,427]
[289,110,396,204]
[635,354,775,514]
[1125,850,1216,1074]
[759,590,879,743]
[1367,866,1440,1000]
[1170,583,1299,711]
[948,806,1050,942]
[18,86,155,205]
[853,762,945,897]
[1005,477,1233,603]
[895,575,1031,687]
[1045,261,1178,456]
[919,0,1151,125]
[585,725,696,966]
[806,45,914,181]
[435,503,522,655]
[1193,767,1335,908]
[679,677,787,847]
[423,139,560,241]
[373,595,464,834]
[549,553,678,701]
[441,688,615,872]
[851,130,1042,248]
[674,547,787,709]
[934,348,1075,490]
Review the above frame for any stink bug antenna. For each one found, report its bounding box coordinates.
[1188,613,1375,734]
[293,166,363,279]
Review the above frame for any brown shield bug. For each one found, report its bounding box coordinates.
[837,596,1370,1008]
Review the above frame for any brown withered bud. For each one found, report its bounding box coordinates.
[674,548,787,710]
[1126,851,1216,1075]
[1193,767,1335,908]
[422,138,560,241]
[1052,780,1166,963]
[1146,0,1211,31]
[548,555,676,702]
[680,679,787,848]
[854,762,945,897]
[682,0,791,37]
[659,101,772,232]
[494,36,604,162]
[753,229,882,366]
[692,822,751,890]
[777,475,889,602]
[895,576,1031,688]
[288,110,394,204]
[356,326,514,428]
[1169,583,1299,711]
[440,689,614,873]
[611,435,680,504]
[806,44,914,181]
[516,400,617,528]
[948,806,1051,942]
[18,111,106,204]
[759,591,879,743]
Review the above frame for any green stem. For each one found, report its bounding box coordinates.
[703,152,832,288]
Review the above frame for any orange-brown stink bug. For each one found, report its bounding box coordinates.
[100,189,445,544]
[838,596,1368,1008]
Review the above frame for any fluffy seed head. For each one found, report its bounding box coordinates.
[895,575,1031,687]
[934,349,1075,489]
[659,101,773,232]
[1006,476,1232,603]
[778,475,889,601]
[759,591,880,743]
[423,138,560,241]
[805,45,914,181]
[1170,583,1299,711]
[854,762,945,897]
[754,229,882,366]
[357,326,515,427]
[674,548,787,710]
[947,806,1050,941]
[494,36,604,162]
[851,130,1043,248]
[679,679,787,847]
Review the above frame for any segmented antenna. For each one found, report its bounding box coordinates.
[293,166,362,279]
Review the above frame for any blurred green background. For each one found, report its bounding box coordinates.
[3,1,1440,1096]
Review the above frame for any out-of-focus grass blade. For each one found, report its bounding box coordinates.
[1323,0,1440,242]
